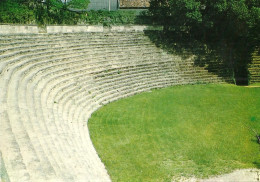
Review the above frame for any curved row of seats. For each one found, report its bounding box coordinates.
[249,48,260,83]
[0,31,224,182]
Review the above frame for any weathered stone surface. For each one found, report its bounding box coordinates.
[120,0,150,8]
[0,25,38,34]
[249,48,260,84]
[0,30,229,182]
[0,25,162,34]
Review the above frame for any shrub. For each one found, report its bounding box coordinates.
[0,0,35,24]
[86,10,137,26]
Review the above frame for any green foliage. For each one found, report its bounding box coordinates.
[0,0,35,24]
[149,0,259,39]
[67,0,90,9]
[0,0,89,25]
[149,0,202,31]
[86,10,137,26]
[35,0,88,25]
[149,0,260,85]
[83,10,153,26]
[0,1,151,26]
[89,84,260,181]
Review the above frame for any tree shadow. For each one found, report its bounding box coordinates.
[143,30,253,84]
[253,161,260,169]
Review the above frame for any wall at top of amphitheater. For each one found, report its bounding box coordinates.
[0,25,163,34]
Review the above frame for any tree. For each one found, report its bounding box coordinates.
[149,0,202,32]
[149,0,260,84]
[149,0,259,41]
[0,0,35,23]
[66,0,89,10]
[33,0,89,24]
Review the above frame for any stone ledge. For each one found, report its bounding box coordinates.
[0,25,163,34]
[0,25,39,34]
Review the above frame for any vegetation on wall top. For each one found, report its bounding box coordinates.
[0,0,151,25]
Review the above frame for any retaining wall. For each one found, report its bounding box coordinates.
[0,25,163,34]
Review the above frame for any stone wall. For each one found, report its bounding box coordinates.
[0,25,162,34]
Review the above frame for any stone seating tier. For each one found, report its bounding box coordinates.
[0,31,228,182]
[249,49,260,83]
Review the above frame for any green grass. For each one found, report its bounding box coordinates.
[88,84,260,181]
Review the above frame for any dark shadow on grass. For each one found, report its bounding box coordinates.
[253,161,260,169]
[250,138,260,144]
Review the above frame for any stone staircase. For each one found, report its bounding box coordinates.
[0,31,226,182]
[249,48,260,84]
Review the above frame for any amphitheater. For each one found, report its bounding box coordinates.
[0,25,252,182]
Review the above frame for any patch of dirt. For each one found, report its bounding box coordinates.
[244,86,260,88]
[172,169,260,182]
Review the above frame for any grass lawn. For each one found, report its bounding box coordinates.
[88,84,260,182]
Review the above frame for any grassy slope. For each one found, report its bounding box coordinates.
[88,84,260,182]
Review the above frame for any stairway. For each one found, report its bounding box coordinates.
[0,31,225,182]
[249,48,260,84]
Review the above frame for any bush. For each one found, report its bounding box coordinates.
[86,10,137,26]
[0,0,35,24]
[0,0,152,26]
[35,0,87,25]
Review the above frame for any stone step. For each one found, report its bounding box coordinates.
[0,31,227,182]
[0,32,148,43]
[18,64,104,178]
[0,112,31,182]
